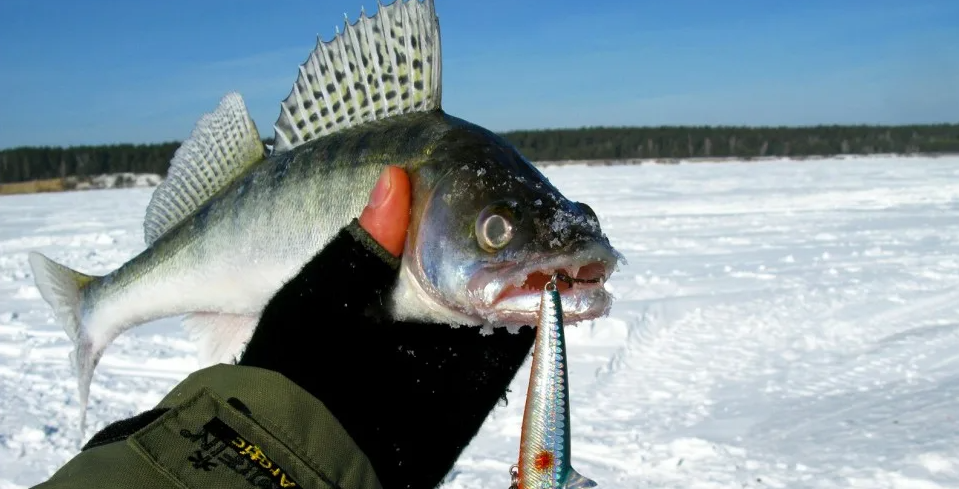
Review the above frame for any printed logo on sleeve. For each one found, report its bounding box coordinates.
[178,417,300,488]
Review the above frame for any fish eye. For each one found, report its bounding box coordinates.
[475,205,515,252]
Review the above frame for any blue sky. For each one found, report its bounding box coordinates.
[1,0,957,149]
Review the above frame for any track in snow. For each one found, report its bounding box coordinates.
[2,155,959,488]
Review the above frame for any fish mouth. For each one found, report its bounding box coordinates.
[469,246,618,325]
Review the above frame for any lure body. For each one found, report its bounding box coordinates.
[513,276,598,488]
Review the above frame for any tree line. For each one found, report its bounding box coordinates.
[1,123,957,183]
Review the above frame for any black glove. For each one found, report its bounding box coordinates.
[238,218,535,489]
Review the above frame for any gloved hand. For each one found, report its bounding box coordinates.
[238,166,536,489]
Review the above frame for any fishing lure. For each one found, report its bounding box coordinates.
[509,273,598,489]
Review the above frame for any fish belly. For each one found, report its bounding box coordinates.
[83,160,382,345]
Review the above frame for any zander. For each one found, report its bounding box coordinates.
[28,0,622,431]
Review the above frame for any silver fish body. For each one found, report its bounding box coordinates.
[514,276,598,489]
[28,0,622,433]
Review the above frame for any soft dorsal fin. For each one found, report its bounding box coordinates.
[143,92,265,245]
[271,0,442,154]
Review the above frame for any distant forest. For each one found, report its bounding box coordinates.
[1,123,958,183]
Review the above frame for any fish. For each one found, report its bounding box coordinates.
[511,273,598,489]
[27,0,622,432]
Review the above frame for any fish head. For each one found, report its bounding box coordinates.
[400,133,623,328]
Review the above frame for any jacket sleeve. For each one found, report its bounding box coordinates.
[32,221,390,489]
[32,365,383,489]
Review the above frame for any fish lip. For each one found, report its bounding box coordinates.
[467,243,619,325]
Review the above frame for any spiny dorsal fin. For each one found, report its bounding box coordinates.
[143,92,265,245]
[271,0,442,154]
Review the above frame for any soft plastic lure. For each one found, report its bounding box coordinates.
[509,273,598,489]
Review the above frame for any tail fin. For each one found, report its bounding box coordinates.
[28,252,99,435]
[566,467,598,488]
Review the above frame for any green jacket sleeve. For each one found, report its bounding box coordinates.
[32,364,383,489]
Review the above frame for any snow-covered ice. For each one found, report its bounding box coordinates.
[2,155,959,488]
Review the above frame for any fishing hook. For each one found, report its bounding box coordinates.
[507,464,519,489]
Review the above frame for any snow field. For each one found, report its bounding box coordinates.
[2,155,958,488]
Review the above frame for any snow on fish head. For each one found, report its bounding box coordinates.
[393,142,623,330]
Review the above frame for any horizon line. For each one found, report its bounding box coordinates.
[3,120,959,152]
